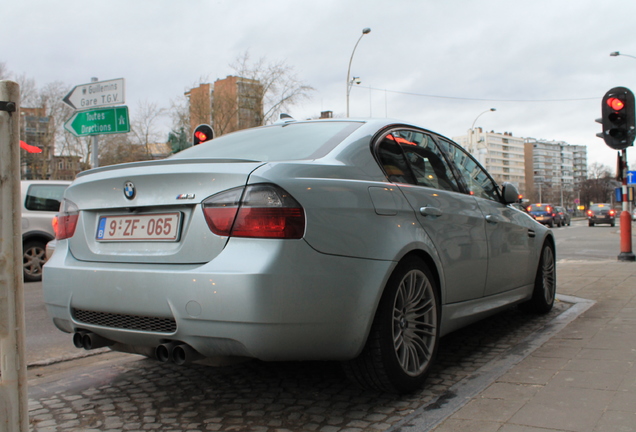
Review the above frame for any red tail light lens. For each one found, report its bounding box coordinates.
[56,199,79,240]
[609,210,616,216]
[202,184,305,239]
[587,210,593,216]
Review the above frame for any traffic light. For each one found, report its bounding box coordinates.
[193,124,214,145]
[596,86,635,150]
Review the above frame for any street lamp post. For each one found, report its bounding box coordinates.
[469,108,496,164]
[346,28,371,117]
[610,51,636,60]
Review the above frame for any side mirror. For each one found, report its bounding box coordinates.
[501,182,520,204]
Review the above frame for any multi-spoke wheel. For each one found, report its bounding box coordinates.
[522,242,556,314]
[23,240,47,282]
[344,256,440,393]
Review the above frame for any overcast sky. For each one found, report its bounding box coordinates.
[3,0,636,171]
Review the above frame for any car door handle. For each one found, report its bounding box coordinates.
[485,214,502,224]
[420,206,443,217]
[528,229,536,238]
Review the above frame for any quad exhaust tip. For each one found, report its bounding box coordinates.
[155,341,203,365]
[73,331,114,350]
[73,333,203,364]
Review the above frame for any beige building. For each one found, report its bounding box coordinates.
[453,129,527,196]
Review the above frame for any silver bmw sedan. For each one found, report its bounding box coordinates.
[43,118,555,393]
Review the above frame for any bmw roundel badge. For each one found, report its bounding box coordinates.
[124,181,136,200]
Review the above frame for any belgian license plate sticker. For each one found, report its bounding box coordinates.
[96,213,181,241]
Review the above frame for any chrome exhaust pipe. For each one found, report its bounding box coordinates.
[81,332,114,350]
[72,331,87,349]
[155,341,180,363]
[172,344,204,365]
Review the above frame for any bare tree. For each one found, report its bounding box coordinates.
[228,51,314,126]
[579,162,617,206]
[99,133,146,167]
[129,100,167,158]
[0,62,9,80]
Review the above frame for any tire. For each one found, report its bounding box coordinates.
[610,221,615,227]
[548,220,554,228]
[521,242,556,314]
[343,257,440,393]
[23,240,47,282]
[588,221,594,227]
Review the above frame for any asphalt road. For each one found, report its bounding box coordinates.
[24,281,79,365]
[552,217,632,261]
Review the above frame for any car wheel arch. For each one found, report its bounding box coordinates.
[391,249,443,306]
[22,231,54,246]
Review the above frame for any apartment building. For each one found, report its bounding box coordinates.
[453,129,527,196]
[185,76,264,137]
[524,138,587,206]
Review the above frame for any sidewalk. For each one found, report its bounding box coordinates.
[429,259,636,432]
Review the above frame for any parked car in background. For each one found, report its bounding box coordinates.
[587,203,616,227]
[21,180,71,281]
[554,206,571,226]
[527,203,562,227]
[43,118,556,393]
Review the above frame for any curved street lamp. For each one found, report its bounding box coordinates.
[469,108,496,164]
[610,51,636,60]
[346,28,371,117]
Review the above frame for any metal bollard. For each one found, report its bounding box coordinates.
[0,80,28,432]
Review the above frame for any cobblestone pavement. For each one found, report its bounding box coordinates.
[26,300,572,432]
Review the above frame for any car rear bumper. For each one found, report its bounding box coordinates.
[43,238,394,361]
[589,216,615,224]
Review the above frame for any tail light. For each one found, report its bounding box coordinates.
[609,209,616,216]
[55,199,79,240]
[202,184,305,239]
[587,210,593,217]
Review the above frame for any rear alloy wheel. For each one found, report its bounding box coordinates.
[344,257,439,393]
[23,240,47,282]
[522,243,556,314]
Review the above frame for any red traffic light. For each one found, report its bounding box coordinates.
[607,97,625,111]
[193,124,214,145]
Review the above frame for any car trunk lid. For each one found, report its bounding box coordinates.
[66,158,264,264]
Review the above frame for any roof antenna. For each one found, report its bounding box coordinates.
[276,113,296,124]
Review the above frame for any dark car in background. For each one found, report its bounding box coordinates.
[554,206,571,226]
[587,203,616,227]
[527,203,562,227]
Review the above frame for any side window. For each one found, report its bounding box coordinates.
[438,138,500,202]
[377,134,416,184]
[376,130,460,192]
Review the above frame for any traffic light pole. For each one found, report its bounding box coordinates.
[618,149,635,261]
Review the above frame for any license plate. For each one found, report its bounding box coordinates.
[96,213,181,241]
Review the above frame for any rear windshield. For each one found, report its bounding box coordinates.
[528,204,553,215]
[171,121,363,162]
[24,184,68,212]
[590,204,611,210]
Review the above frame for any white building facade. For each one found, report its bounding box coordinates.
[453,129,527,196]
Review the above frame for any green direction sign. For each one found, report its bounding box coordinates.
[64,106,130,137]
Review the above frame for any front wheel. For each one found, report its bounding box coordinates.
[343,257,440,393]
[521,242,556,314]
